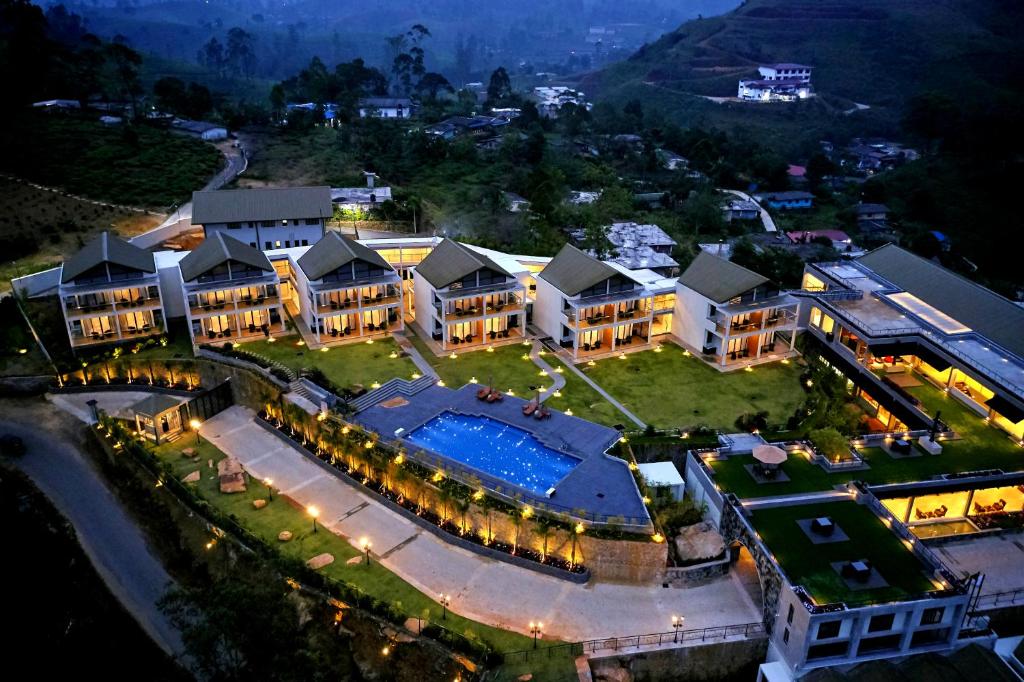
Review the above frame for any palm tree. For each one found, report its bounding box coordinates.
[533,518,553,563]
[510,511,522,555]
[455,497,470,535]
[436,487,453,524]
[478,495,494,544]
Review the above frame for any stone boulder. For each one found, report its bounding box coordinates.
[592,662,633,682]
[181,470,201,484]
[252,499,267,510]
[306,553,335,570]
[278,531,293,542]
[674,521,725,563]
[181,447,196,458]
[217,457,247,493]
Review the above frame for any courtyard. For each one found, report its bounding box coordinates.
[242,336,417,391]
[582,345,806,431]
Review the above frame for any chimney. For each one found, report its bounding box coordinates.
[364,171,376,189]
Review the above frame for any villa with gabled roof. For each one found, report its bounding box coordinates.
[290,232,403,345]
[58,231,166,349]
[178,232,284,345]
[412,238,526,352]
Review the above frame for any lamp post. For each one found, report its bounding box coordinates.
[189,418,201,445]
[308,505,320,533]
[672,615,684,643]
[439,593,451,620]
[360,537,372,564]
[264,477,274,502]
[529,621,543,649]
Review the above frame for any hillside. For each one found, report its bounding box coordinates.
[585,0,1024,119]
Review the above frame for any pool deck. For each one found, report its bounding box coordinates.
[353,384,651,525]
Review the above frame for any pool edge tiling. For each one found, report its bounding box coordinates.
[353,384,651,524]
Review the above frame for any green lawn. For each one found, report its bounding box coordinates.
[406,330,629,428]
[751,501,936,606]
[583,345,806,430]
[243,337,417,390]
[153,439,537,654]
[709,375,1024,499]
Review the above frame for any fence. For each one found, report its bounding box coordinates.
[972,589,1024,612]
[500,622,765,663]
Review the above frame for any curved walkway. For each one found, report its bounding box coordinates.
[197,406,759,642]
[723,188,777,233]
[1,399,186,660]
[528,342,566,401]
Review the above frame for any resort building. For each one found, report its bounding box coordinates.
[798,244,1024,441]
[738,64,814,102]
[674,252,799,369]
[571,221,680,276]
[178,233,285,345]
[535,244,654,361]
[291,232,403,345]
[191,186,333,251]
[357,97,415,119]
[412,238,527,351]
[58,231,166,350]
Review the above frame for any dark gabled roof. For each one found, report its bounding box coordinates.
[538,244,622,296]
[130,393,182,417]
[191,186,332,225]
[358,97,413,108]
[413,239,513,289]
[759,191,815,201]
[855,203,889,214]
[296,232,391,281]
[61,231,155,284]
[178,232,273,282]
[858,244,1024,357]
[677,251,771,303]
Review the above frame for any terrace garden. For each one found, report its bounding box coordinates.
[583,345,806,431]
[750,501,937,606]
[242,337,417,393]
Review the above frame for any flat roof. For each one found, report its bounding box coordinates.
[637,462,684,487]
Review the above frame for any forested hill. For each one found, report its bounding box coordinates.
[585,0,1024,107]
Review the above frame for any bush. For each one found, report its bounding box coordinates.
[656,499,703,536]
[809,427,850,461]
[735,410,769,433]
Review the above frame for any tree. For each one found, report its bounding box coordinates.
[623,98,644,128]
[197,36,224,76]
[805,153,836,187]
[153,76,186,113]
[104,38,142,118]
[415,72,453,101]
[225,27,256,78]
[486,66,512,105]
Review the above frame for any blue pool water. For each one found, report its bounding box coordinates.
[405,411,580,494]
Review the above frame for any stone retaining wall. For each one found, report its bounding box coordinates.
[665,554,730,587]
[589,635,768,682]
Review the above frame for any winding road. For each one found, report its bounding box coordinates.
[0,399,187,662]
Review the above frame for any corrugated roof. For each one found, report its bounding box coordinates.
[178,232,273,282]
[60,231,155,284]
[677,251,770,303]
[858,244,1024,357]
[296,231,391,281]
[191,186,332,225]
[413,239,513,289]
[538,244,621,295]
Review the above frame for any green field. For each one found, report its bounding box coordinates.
[243,337,417,390]
[751,501,936,606]
[583,345,805,430]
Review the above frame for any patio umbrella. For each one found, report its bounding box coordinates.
[752,444,787,466]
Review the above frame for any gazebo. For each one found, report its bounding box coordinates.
[752,444,787,478]
[131,394,185,444]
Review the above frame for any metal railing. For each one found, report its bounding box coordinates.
[499,622,766,662]
[972,589,1024,611]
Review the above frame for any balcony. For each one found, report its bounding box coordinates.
[197,324,272,344]
[65,301,114,318]
[236,294,281,310]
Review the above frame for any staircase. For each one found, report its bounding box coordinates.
[348,375,436,413]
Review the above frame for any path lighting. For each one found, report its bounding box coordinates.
[381,645,390,657]
[486,346,495,353]
[437,380,446,387]
[370,381,381,389]
[389,351,398,359]
[320,347,329,352]
[449,351,458,359]
[744,366,753,372]
[412,372,422,380]
[555,366,564,373]
[642,495,652,505]
[587,360,596,367]
[308,505,320,533]
[529,621,543,648]
[365,440,374,449]
[682,350,690,357]
[654,346,663,353]
[190,419,202,445]
[264,477,274,501]
[472,490,485,501]
[672,615,684,643]
[618,353,627,360]
[297,340,305,346]
[366,338,374,344]
[652,533,665,543]
[439,593,451,619]
[360,537,372,564]
[469,376,478,384]
[522,340,531,346]
[521,353,530,361]
[565,409,573,416]
[521,506,533,519]
[553,390,562,398]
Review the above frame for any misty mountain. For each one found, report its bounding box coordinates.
[41,0,740,83]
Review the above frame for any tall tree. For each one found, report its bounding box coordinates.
[486,66,512,105]
[225,27,256,78]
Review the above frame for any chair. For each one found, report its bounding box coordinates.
[367,323,376,331]
[523,401,538,417]
[248,324,256,334]
[465,334,473,343]
[594,340,602,349]
[583,343,591,352]
[489,331,497,340]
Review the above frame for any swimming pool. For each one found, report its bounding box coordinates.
[404,411,581,494]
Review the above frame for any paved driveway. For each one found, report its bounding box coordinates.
[0,399,186,660]
[199,406,762,641]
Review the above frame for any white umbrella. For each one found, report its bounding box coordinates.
[752,444,787,466]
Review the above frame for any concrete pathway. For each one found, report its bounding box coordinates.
[723,189,777,233]
[558,355,646,429]
[528,341,566,402]
[1,399,187,661]
[198,406,760,642]
[739,489,853,510]
[393,330,438,378]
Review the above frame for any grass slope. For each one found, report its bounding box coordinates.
[243,337,417,391]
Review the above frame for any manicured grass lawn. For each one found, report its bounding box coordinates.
[751,501,936,606]
[709,377,1024,499]
[406,330,629,428]
[583,345,806,430]
[153,439,537,653]
[244,337,417,390]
